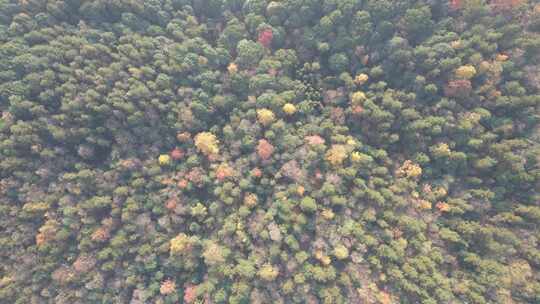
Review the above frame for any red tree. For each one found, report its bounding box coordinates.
[449,0,461,10]
[165,198,177,211]
[257,139,274,161]
[251,167,262,178]
[216,164,234,181]
[490,0,523,12]
[184,284,197,303]
[444,79,472,98]
[170,147,184,160]
[258,29,273,48]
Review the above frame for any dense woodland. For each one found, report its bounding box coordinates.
[0,0,540,303]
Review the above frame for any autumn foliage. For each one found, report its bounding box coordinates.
[326,145,348,166]
[170,233,193,255]
[449,0,462,10]
[257,108,276,126]
[1,1,539,304]
[194,132,219,156]
[397,160,422,179]
[170,147,184,160]
[444,79,472,97]
[455,65,477,79]
[490,0,524,11]
[184,284,197,303]
[160,279,176,295]
[257,139,274,160]
[215,163,234,181]
[258,29,273,48]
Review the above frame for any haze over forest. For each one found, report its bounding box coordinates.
[0,0,539,303]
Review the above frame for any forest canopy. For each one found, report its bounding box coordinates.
[0,0,540,303]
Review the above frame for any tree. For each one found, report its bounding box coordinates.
[455,65,477,79]
[400,7,434,43]
[203,241,228,266]
[333,245,349,260]
[300,196,317,213]
[326,145,348,166]
[444,79,472,97]
[257,139,274,160]
[258,28,273,48]
[160,279,176,295]
[282,103,297,115]
[170,233,195,255]
[236,39,265,68]
[195,132,220,157]
[258,264,279,281]
[328,53,349,72]
[257,108,275,126]
[158,154,171,166]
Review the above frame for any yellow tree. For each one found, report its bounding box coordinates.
[194,132,219,156]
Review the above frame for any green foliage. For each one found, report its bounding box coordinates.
[0,1,538,304]
[299,196,317,213]
[328,53,349,73]
[400,6,434,43]
[236,39,265,68]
